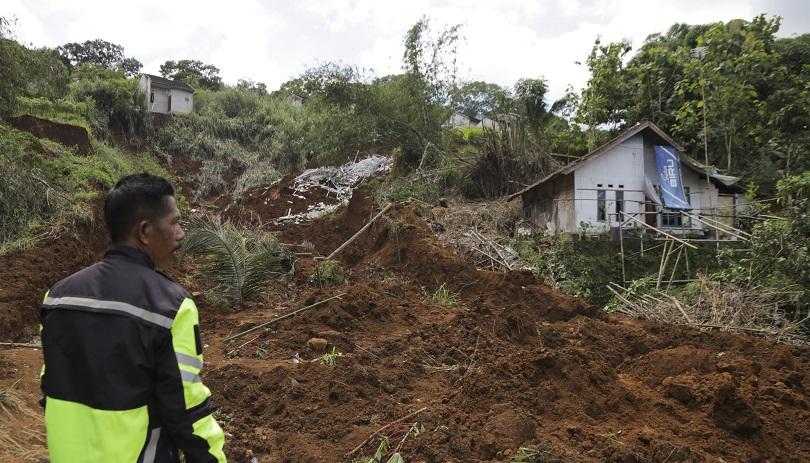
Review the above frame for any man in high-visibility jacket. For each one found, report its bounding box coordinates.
[40,173,227,462]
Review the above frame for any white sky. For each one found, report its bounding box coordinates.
[4,0,807,102]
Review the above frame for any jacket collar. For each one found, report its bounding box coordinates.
[104,244,155,270]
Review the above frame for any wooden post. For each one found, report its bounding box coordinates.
[619,212,627,287]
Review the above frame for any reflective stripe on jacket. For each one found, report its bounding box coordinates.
[40,244,226,463]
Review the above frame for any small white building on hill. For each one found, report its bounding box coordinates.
[508,121,745,236]
[139,74,195,114]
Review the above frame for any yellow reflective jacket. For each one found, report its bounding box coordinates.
[41,244,226,463]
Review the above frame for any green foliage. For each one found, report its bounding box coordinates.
[311,259,344,287]
[450,80,514,117]
[0,123,170,249]
[68,65,149,139]
[0,38,28,116]
[576,39,632,144]
[0,153,57,244]
[160,59,223,90]
[316,346,343,366]
[232,163,281,200]
[429,283,460,307]
[16,97,94,129]
[182,217,294,306]
[713,171,810,304]
[57,39,126,69]
[514,78,550,129]
[377,171,440,204]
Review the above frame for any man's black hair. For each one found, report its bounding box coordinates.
[104,173,176,243]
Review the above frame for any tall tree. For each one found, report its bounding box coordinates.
[57,39,125,69]
[575,39,632,147]
[450,80,514,117]
[673,15,780,173]
[159,59,223,91]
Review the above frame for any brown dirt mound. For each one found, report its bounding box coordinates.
[224,172,341,224]
[198,199,810,462]
[6,115,93,155]
[2,189,810,462]
[0,203,109,342]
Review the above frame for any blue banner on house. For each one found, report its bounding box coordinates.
[654,145,690,210]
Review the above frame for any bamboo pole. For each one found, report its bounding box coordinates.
[326,203,393,260]
[623,214,697,249]
[224,293,347,342]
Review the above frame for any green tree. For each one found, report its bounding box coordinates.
[397,17,461,168]
[0,37,27,116]
[57,39,125,69]
[673,16,780,173]
[514,77,549,129]
[575,39,632,147]
[236,78,268,96]
[159,59,223,90]
[450,80,514,117]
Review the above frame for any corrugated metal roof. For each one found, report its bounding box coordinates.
[506,121,741,201]
[143,73,195,92]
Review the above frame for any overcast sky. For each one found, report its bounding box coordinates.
[4,0,808,101]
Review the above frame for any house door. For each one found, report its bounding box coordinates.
[167,94,172,113]
[645,197,657,227]
[717,194,735,228]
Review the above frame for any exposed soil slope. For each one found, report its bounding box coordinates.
[1,179,809,463]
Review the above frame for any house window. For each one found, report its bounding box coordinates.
[523,204,532,219]
[597,190,606,222]
[185,97,189,102]
[615,190,624,220]
[150,92,154,103]
[661,211,683,227]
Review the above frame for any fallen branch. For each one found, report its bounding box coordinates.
[224,293,347,342]
[326,203,394,260]
[0,342,40,348]
[346,407,428,456]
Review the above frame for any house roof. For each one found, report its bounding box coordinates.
[143,73,194,92]
[506,121,740,201]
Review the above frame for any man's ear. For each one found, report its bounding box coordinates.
[136,220,151,245]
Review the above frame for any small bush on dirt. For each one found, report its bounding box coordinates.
[316,346,343,366]
[0,155,58,244]
[377,171,439,204]
[231,162,281,200]
[182,216,294,305]
[311,259,344,287]
[429,283,460,307]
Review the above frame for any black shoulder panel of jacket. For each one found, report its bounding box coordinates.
[41,245,188,411]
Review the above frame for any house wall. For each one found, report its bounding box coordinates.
[139,75,194,114]
[150,87,171,114]
[523,174,574,233]
[170,89,194,114]
[573,133,647,233]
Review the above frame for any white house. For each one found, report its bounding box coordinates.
[446,112,502,129]
[139,74,194,114]
[508,121,745,236]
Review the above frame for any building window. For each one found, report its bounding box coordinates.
[661,211,683,227]
[597,190,606,222]
[523,204,532,219]
[150,92,154,103]
[185,97,189,102]
[615,190,624,220]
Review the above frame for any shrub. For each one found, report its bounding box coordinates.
[311,259,343,287]
[232,162,281,200]
[182,216,294,305]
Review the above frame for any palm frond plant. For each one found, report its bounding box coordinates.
[182,216,294,305]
